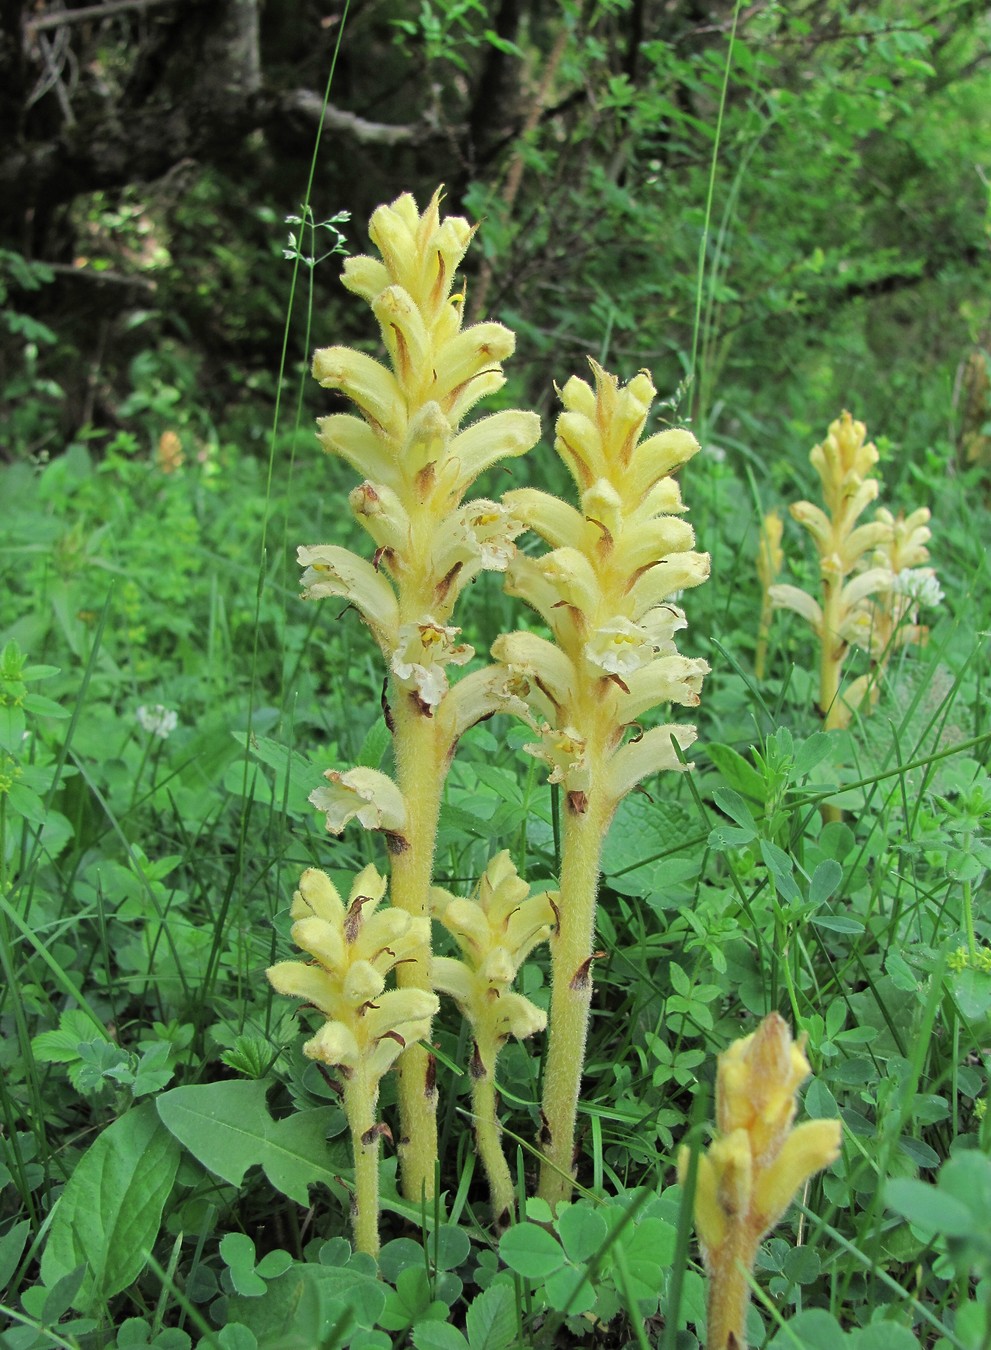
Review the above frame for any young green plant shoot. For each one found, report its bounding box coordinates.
[494,361,710,1208]
[431,851,556,1227]
[301,189,540,1202]
[680,1013,842,1350]
[267,865,438,1257]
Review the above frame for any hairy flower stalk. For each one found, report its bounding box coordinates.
[769,412,893,729]
[679,1014,842,1350]
[267,866,438,1257]
[302,189,541,1202]
[754,511,783,681]
[431,851,556,1227]
[493,362,709,1207]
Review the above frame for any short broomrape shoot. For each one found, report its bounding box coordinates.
[431,851,556,1227]
[494,360,710,1208]
[754,510,783,682]
[679,1013,842,1350]
[301,188,540,1202]
[267,865,438,1258]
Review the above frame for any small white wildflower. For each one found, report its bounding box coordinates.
[136,705,179,739]
[892,569,944,607]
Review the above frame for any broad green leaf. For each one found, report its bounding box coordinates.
[40,1102,180,1310]
[848,1323,920,1348]
[793,732,832,777]
[811,915,864,935]
[230,1266,385,1350]
[885,1177,974,1237]
[411,1324,469,1350]
[544,1263,596,1315]
[556,1203,607,1264]
[0,1218,30,1293]
[704,742,767,802]
[808,859,842,907]
[430,1225,471,1271]
[712,787,757,831]
[766,1307,848,1348]
[498,1223,565,1279]
[156,1080,347,1208]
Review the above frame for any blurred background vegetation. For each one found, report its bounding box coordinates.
[2,0,990,478]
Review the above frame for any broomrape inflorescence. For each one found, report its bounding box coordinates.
[680,1013,842,1350]
[431,851,556,1227]
[267,865,438,1256]
[767,411,939,729]
[297,189,540,1203]
[494,360,710,1207]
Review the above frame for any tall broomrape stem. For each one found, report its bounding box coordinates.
[389,701,446,1199]
[538,786,611,1208]
[344,1059,382,1259]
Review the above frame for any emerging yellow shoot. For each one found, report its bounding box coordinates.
[754,510,783,681]
[679,1013,842,1350]
[431,851,556,1227]
[494,360,709,1206]
[302,189,540,1201]
[267,866,439,1257]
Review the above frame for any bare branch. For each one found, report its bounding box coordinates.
[24,0,184,36]
[283,90,421,146]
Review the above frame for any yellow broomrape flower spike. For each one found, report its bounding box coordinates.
[494,359,709,1209]
[267,866,440,1256]
[431,852,555,1227]
[302,188,540,1204]
[679,1013,842,1350]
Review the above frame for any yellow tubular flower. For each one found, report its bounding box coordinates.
[302,189,541,1203]
[267,866,440,1257]
[769,412,894,729]
[494,360,709,1209]
[678,1014,842,1350]
[431,852,556,1227]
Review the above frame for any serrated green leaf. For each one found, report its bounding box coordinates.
[32,1009,110,1064]
[40,1102,180,1310]
[464,1283,517,1350]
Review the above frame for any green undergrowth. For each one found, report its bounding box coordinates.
[0,389,989,1348]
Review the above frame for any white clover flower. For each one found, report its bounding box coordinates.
[136,705,178,739]
[892,568,944,608]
